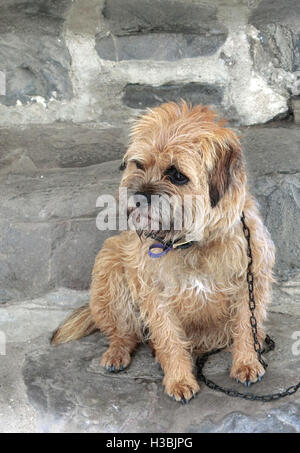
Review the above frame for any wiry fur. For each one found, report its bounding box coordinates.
[51,305,96,344]
[52,102,275,403]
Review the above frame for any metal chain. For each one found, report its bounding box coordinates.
[196,211,300,402]
[241,211,268,370]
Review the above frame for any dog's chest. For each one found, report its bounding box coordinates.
[180,275,212,296]
[161,271,213,299]
[161,271,231,327]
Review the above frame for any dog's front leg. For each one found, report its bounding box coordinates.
[141,297,200,403]
[230,282,268,386]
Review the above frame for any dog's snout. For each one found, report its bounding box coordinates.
[134,191,152,205]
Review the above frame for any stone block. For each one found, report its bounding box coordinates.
[96,32,227,61]
[122,82,224,110]
[96,0,227,61]
[0,0,73,106]
[102,0,226,35]
[0,123,128,172]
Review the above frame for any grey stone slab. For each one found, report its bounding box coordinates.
[292,97,300,124]
[101,0,227,36]
[96,0,227,62]
[249,24,295,74]
[294,34,300,71]
[239,125,300,280]
[96,32,226,61]
[239,125,300,177]
[0,290,88,341]
[20,311,300,433]
[272,274,300,317]
[188,405,300,433]
[0,162,121,222]
[0,162,121,302]
[0,0,73,106]
[0,217,106,301]
[122,82,224,110]
[0,220,53,302]
[251,173,300,280]
[50,219,113,291]
[0,123,128,172]
[0,291,86,433]
[249,0,300,31]
[249,1,300,81]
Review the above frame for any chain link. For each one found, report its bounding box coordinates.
[196,211,300,402]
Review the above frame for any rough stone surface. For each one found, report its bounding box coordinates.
[1,291,299,432]
[239,124,300,280]
[295,34,300,71]
[0,123,128,172]
[122,82,224,110]
[248,1,300,97]
[0,290,89,433]
[96,33,226,62]
[240,124,300,178]
[101,0,226,36]
[0,0,73,106]
[23,325,299,433]
[292,97,300,124]
[272,274,300,317]
[252,173,300,280]
[0,161,120,302]
[249,0,300,30]
[96,0,227,62]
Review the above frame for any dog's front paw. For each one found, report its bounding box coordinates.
[101,347,131,372]
[230,360,265,387]
[164,376,200,403]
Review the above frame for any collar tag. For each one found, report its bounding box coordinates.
[172,240,192,249]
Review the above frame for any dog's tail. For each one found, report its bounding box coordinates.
[51,304,97,345]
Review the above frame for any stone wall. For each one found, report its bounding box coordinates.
[0,0,299,126]
[0,1,299,302]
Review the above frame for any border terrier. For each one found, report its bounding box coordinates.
[52,101,275,403]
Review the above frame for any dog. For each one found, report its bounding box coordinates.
[51,101,275,403]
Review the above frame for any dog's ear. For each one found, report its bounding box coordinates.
[208,136,242,208]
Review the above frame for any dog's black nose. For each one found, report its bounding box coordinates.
[134,191,152,205]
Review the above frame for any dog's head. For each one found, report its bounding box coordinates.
[120,101,246,244]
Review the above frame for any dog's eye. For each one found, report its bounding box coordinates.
[164,166,189,185]
[133,160,144,170]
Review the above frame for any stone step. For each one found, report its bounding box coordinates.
[0,122,128,173]
[0,123,299,302]
[0,120,298,174]
[0,288,299,432]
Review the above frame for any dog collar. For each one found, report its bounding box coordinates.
[148,238,194,258]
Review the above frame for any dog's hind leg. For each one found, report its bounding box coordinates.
[230,206,275,386]
[90,236,140,372]
[230,273,272,386]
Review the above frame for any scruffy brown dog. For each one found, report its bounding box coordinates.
[52,101,275,403]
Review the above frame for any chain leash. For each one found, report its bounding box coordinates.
[196,211,300,402]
